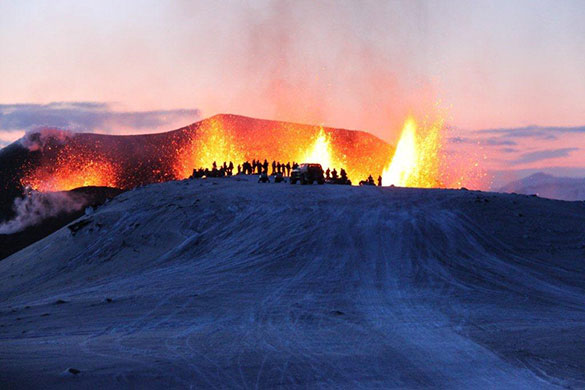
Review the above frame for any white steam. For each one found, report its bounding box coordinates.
[19,128,73,152]
[0,191,86,234]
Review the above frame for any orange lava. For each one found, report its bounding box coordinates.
[173,117,245,179]
[382,115,487,188]
[173,115,391,184]
[21,144,120,191]
[381,116,442,187]
[20,114,486,192]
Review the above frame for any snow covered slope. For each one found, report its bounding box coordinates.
[500,172,585,201]
[1,177,585,388]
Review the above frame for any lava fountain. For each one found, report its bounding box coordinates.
[174,118,245,178]
[381,116,442,187]
[298,127,340,172]
[21,144,120,191]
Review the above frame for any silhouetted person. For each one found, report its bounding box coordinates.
[212,161,217,170]
[325,168,331,180]
[272,160,276,174]
[340,168,348,181]
[286,162,291,176]
[263,159,269,173]
[377,175,382,186]
[331,168,338,180]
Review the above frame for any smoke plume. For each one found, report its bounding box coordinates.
[0,191,86,234]
[19,127,74,152]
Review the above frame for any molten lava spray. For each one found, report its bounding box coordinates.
[174,118,245,178]
[22,145,120,191]
[18,114,486,193]
[298,127,340,171]
[381,116,442,187]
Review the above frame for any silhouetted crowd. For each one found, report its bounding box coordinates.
[192,159,297,179]
[191,161,235,178]
[190,159,384,186]
[240,160,295,176]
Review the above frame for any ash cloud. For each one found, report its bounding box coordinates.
[175,0,438,134]
[0,191,86,234]
[0,102,200,135]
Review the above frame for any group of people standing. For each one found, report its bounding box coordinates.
[191,161,235,178]
[190,159,383,186]
[191,160,297,179]
[240,160,294,176]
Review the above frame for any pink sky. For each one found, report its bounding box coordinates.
[1,0,584,184]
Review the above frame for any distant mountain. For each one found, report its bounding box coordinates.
[499,172,585,201]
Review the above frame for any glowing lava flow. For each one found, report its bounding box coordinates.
[174,118,245,178]
[381,116,442,187]
[298,127,340,171]
[22,154,119,192]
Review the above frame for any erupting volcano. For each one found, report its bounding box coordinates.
[0,113,485,197]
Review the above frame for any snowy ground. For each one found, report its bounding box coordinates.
[1,176,585,389]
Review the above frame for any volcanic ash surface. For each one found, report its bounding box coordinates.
[1,176,585,388]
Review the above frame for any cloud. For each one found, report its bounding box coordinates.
[449,136,517,146]
[19,128,73,152]
[0,102,200,134]
[513,147,579,165]
[476,125,585,140]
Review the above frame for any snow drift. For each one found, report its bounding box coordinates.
[1,177,584,388]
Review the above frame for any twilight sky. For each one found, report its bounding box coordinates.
[1,0,584,184]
